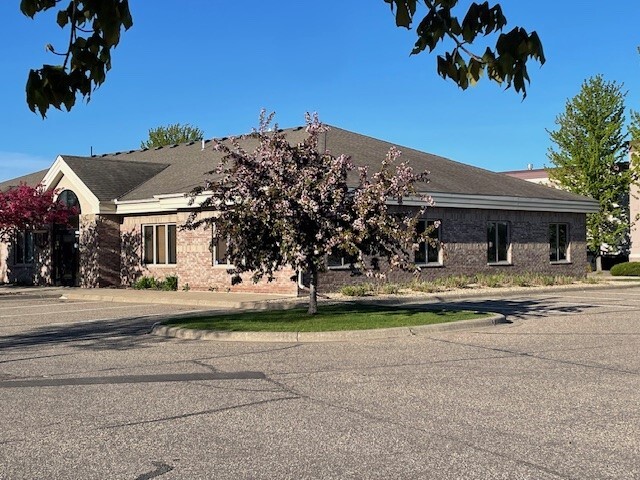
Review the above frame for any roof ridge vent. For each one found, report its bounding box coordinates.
[294,126,304,131]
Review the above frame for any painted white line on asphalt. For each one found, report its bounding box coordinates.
[0,304,172,318]
[0,301,101,311]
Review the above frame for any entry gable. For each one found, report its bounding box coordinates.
[42,155,170,214]
[42,155,102,214]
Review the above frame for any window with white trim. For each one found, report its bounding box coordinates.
[549,223,569,262]
[327,247,357,269]
[415,220,442,265]
[211,234,231,266]
[487,221,511,264]
[14,231,34,265]
[143,224,176,265]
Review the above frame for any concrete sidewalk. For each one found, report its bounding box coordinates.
[2,278,640,311]
[0,285,302,310]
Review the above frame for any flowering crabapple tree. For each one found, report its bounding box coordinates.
[0,184,78,240]
[188,112,433,314]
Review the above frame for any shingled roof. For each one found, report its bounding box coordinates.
[0,125,596,207]
[61,156,169,201]
[89,125,590,204]
[0,169,48,192]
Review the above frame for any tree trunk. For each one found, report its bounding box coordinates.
[595,254,602,272]
[308,264,318,315]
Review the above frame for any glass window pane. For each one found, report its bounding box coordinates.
[558,224,567,261]
[156,225,166,264]
[215,237,227,265]
[415,221,426,263]
[15,232,25,264]
[168,225,177,264]
[427,221,439,263]
[143,226,154,264]
[487,223,496,263]
[549,224,558,262]
[25,232,34,264]
[497,223,509,262]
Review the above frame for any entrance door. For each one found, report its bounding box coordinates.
[53,225,79,287]
[53,190,81,287]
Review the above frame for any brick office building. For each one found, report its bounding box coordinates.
[0,126,598,293]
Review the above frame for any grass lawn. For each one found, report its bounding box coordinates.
[164,304,487,332]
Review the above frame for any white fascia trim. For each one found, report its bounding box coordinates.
[41,155,102,214]
[113,190,599,215]
[398,192,600,214]
[114,192,211,214]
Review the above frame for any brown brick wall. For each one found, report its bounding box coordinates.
[0,233,53,286]
[120,212,299,294]
[319,207,589,292]
[79,214,121,288]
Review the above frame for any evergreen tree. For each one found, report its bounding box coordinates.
[547,75,637,270]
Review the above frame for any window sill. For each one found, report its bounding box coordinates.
[212,264,234,269]
[550,261,572,265]
[327,265,355,271]
[487,262,513,267]
[416,263,443,268]
[144,263,177,268]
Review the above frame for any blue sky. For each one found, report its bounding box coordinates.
[1,1,639,182]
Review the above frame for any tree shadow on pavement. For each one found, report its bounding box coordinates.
[430,296,600,320]
[367,295,600,321]
[0,316,169,352]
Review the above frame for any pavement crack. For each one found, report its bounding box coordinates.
[427,337,640,376]
[192,360,219,373]
[102,396,300,429]
[135,461,174,480]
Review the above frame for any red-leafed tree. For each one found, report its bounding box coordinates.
[0,184,77,240]
[189,112,433,314]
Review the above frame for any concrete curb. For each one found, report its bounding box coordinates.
[59,291,305,310]
[150,313,507,343]
[51,280,640,309]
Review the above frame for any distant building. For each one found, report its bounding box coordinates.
[504,162,640,264]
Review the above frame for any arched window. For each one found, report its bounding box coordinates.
[57,190,81,213]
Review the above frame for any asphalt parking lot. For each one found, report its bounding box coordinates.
[1,286,639,479]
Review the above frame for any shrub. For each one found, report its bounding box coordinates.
[340,283,375,296]
[409,280,439,293]
[134,276,158,290]
[133,275,179,290]
[433,275,473,289]
[378,283,401,295]
[162,275,179,291]
[474,273,504,288]
[610,262,640,276]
